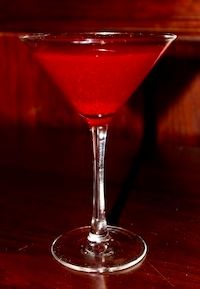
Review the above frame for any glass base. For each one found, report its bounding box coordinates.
[51,226,147,273]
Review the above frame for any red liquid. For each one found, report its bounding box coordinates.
[34,42,168,125]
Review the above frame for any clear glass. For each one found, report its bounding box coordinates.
[20,31,176,273]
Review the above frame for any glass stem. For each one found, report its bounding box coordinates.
[87,125,111,254]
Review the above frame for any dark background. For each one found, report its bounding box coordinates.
[0,1,199,288]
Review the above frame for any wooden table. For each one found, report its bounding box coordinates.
[0,32,199,289]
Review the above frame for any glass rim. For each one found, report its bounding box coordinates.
[20,31,177,44]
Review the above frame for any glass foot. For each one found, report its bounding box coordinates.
[51,226,147,273]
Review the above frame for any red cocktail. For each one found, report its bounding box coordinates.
[20,32,176,273]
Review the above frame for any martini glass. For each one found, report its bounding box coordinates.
[20,31,176,273]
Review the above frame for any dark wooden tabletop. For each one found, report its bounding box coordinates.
[0,131,199,289]
[0,32,199,288]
